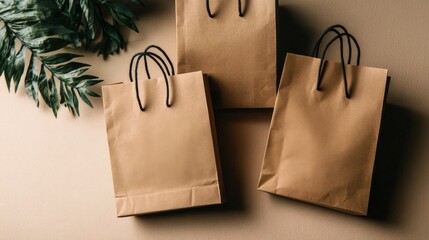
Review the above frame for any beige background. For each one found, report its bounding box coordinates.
[1,0,428,239]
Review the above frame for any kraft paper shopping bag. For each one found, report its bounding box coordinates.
[258,25,389,215]
[102,45,224,217]
[176,0,277,108]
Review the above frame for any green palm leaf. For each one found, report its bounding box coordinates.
[0,0,102,117]
[57,0,142,58]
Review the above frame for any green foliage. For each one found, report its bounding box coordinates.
[57,0,142,58]
[0,0,102,117]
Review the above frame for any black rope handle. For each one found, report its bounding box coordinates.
[317,31,348,98]
[129,52,147,111]
[206,0,244,18]
[129,52,142,83]
[141,46,175,108]
[313,24,353,64]
[128,50,172,111]
[129,52,171,83]
[143,45,175,76]
[144,52,172,77]
[315,30,361,99]
[238,0,244,17]
[320,33,361,66]
[138,52,171,110]
[206,0,214,18]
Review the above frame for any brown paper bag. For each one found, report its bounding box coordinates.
[102,46,223,217]
[258,26,389,215]
[176,0,277,108]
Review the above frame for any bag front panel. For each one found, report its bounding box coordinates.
[176,0,277,108]
[102,71,222,215]
[258,54,388,215]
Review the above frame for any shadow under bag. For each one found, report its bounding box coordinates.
[102,46,224,217]
[258,25,390,215]
[176,0,277,108]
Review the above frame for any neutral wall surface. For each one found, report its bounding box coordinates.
[1,0,429,239]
